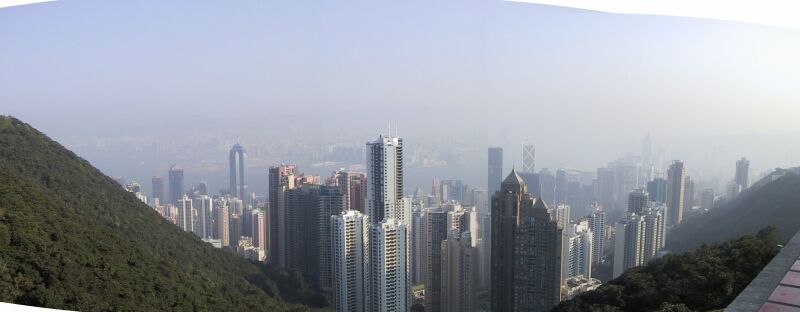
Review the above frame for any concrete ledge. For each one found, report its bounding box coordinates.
[727,231,800,311]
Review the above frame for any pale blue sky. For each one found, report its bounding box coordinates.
[2,0,799,183]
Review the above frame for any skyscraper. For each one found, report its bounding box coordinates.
[613,214,644,278]
[215,198,229,247]
[627,188,649,215]
[328,169,352,211]
[168,164,184,205]
[412,207,427,285]
[612,203,665,278]
[555,169,568,205]
[727,182,743,199]
[476,211,491,292]
[441,230,477,312]
[332,210,369,312]
[252,209,266,260]
[539,168,556,207]
[735,157,750,190]
[318,185,344,290]
[555,203,571,230]
[365,135,409,312]
[596,168,616,214]
[646,178,667,203]
[444,202,469,234]
[176,195,193,233]
[349,173,367,213]
[367,219,408,312]
[519,172,541,198]
[285,184,322,276]
[230,214,241,248]
[522,144,535,173]
[566,181,582,213]
[193,195,213,239]
[491,170,532,312]
[683,175,695,210]
[440,179,464,203]
[561,220,593,284]
[487,147,503,202]
[366,136,405,224]
[229,143,246,199]
[641,204,666,264]
[425,208,449,312]
[432,178,443,204]
[666,160,686,226]
[491,170,562,312]
[588,204,605,264]
[701,188,715,210]
[513,197,562,312]
[151,175,164,205]
[268,164,295,266]
[614,158,641,212]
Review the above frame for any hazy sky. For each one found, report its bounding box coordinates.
[2,0,800,190]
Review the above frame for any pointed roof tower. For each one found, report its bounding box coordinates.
[532,196,549,211]
[503,169,524,186]
[501,169,527,194]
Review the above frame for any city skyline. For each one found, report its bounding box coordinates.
[56,128,788,311]
[3,1,800,199]
[2,1,799,311]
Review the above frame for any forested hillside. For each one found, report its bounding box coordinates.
[554,227,782,312]
[0,116,326,311]
[668,173,800,253]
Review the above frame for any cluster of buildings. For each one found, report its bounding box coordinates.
[479,140,752,311]
[126,146,270,262]
[117,132,754,312]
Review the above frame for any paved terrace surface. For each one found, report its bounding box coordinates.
[727,231,800,312]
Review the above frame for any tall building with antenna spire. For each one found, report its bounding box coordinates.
[364,134,409,311]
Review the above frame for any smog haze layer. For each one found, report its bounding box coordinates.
[3,0,799,193]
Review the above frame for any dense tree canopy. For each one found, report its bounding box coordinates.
[0,116,327,311]
[554,226,782,312]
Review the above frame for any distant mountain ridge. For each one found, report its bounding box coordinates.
[0,116,324,311]
[667,170,800,253]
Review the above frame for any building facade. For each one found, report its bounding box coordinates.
[487,147,503,202]
[332,210,369,312]
[168,164,184,205]
[268,164,295,266]
[365,135,409,312]
[425,208,448,312]
[588,204,605,264]
[229,143,246,199]
[561,220,593,284]
[627,188,648,214]
[367,219,408,312]
[441,230,477,312]
[318,185,345,290]
[613,203,666,278]
[491,170,562,312]
[151,175,164,205]
[735,157,750,190]
[666,160,686,226]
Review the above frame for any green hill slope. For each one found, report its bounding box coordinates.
[554,227,782,312]
[0,116,325,311]
[668,173,800,253]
